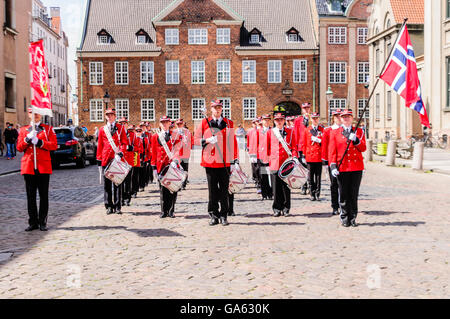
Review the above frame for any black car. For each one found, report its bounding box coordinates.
[51,126,97,168]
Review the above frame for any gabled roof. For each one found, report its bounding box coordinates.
[389,0,424,24]
[315,0,352,16]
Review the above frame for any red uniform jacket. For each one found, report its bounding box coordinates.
[151,131,181,174]
[194,117,238,168]
[267,127,297,171]
[321,124,340,163]
[246,128,258,156]
[302,125,324,163]
[142,133,152,163]
[17,124,57,175]
[96,123,128,167]
[257,127,271,164]
[123,132,144,168]
[293,115,309,155]
[329,127,366,172]
[173,128,193,160]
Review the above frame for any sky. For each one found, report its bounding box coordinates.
[42,0,87,95]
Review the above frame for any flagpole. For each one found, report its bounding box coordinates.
[337,18,408,170]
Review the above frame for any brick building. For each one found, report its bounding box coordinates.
[77,0,319,132]
[316,0,372,126]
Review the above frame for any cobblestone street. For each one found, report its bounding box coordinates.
[0,154,449,298]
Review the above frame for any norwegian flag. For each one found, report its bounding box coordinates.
[380,24,430,128]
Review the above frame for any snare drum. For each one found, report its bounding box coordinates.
[104,158,132,186]
[159,163,187,193]
[278,157,307,190]
[229,166,249,194]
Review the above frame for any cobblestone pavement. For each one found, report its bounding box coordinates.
[0,153,22,175]
[0,154,449,299]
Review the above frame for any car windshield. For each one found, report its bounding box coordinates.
[55,129,73,142]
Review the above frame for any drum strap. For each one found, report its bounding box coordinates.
[273,128,292,157]
[104,125,120,155]
[157,130,175,160]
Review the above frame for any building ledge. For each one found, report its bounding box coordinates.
[3,26,18,37]
[5,107,16,113]
[443,107,450,113]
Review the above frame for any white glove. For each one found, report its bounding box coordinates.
[27,131,37,139]
[301,157,307,166]
[31,136,39,145]
[153,170,158,180]
[331,169,339,177]
[311,136,322,143]
[115,155,122,162]
[349,133,357,142]
[250,155,257,164]
[206,136,218,145]
[170,161,178,168]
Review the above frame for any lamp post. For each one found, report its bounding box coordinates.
[103,91,111,109]
[326,85,334,125]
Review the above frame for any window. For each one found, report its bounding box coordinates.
[90,99,104,122]
[166,60,179,84]
[329,99,347,118]
[141,99,155,121]
[188,29,208,44]
[387,91,392,119]
[358,62,369,84]
[191,61,205,84]
[115,99,129,120]
[98,35,109,44]
[376,94,380,120]
[4,0,13,29]
[167,99,180,119]
[89,62,103,85]
[141,61,154,84]
[242,60,256,84]
[328,27,346,44]
[358,99,369,118]
[293,60,307,83]
[192,99,205,120]
[5,76,15,109]
[137,35,146,44]
[329,62,347,83]
[243,98,257,120]
[217,60,231,84]
[357,27,368,44]
[376,48,380,74]
[217,28,230,44]
[250,33,260,44]
[268,60,282,83]
[219,98,231,119]
[165,28,179,45]
[115,61,128,85]
[330,0,342,12]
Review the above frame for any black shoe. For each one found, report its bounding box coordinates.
[106,208,114,215]
[315,195,321,201]
[220,217,229,226]
[39,225,48,231]
[310,195,316,201]
[25,225,39,232]
[228,212,236,217]
[139,188,145,192]
[273,211,281,217]
[350,221,358,227]
[342,221,350,227]
[169,212,175,218]
[209,217,219,226]
[116,209,122,215]
[332,210,339,216]
[160,212,168,218]
[283,210,290,217]
[126,201,131,207]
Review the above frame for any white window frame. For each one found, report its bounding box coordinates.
[287,33,299,42]
[293,60,307,83]
[115,99,129,120]
[216,28,230,44]
[191,60,205,84]
[166,60,180,85]
[243,98,257,120]
[358,99,369,119]
[357,62,369,84]
[115,61,129,85]
[192,98,205,121]
[140,61,154,85]
[166,99,180,120]
[89,99,104,122]
[217,60,231,84]
[268,60,282,83]
[188,28,208,45]
[242,60,256,84]
[250,33,260,44]
[137,35,146,44]
[329,99,347,118]
[218,98,231,119]
[328,27,347,44]
[98,35,109,44]
[357,27,368,44]
[329,62,347,84]
[141,99,155,121]
[89,62,103,85]
[165,28,179,45]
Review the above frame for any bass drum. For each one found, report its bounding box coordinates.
[159,163,187,193]
[278,157,307,190]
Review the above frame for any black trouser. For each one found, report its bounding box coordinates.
[123,170,133,204]
[337,171,363,224]
[251,162,259,187]
[147,162,153,184]
[328,166,340,210]
[180,160,189,188]
[103,167,122,210]
[271,172,291,214]
[308,162,322,197]
[259,162,272,199]
[228,193,234,215]
[159,183,178,215]
[205,167,230,219]
[24,172,50,227]
[139,166,147,190]
[131,167,139,195]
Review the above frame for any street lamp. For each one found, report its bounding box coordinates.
[326,86,333,125]
[103,91,111,109]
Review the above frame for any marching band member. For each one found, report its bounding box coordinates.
[145,122,154,184]
[96,108,128,215]
[322,109,342,215]
[329,109,366,227]
[174,119,193,190]
[286,116,295,129]
[137,123,150,192]
[151,116,181,218]
[267,113,297,217]
[257,114,273,200]
[124,125,143,205]
[118,118,131,206]
[17,108,57,231]
[294,103,312,195]
[302,112,324,201]
[194,100,239,226]
[247,119,259,191]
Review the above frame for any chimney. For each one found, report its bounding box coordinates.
[50,7,61,35]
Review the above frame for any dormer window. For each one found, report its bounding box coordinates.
[135,29,152,44]
[137,35,146,44]
[286,27,303,43]
[97,29,114,45]
[329,0,343,12]
[249,28,261,44]
[99,35,109,44]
